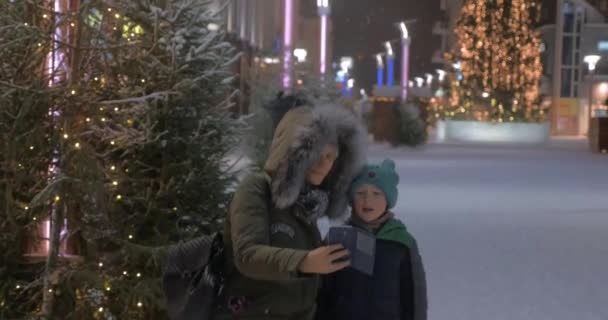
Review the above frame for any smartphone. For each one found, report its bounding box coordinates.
[327,226,376,275]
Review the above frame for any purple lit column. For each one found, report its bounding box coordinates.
[317,1,330,77]
[399,22,411,101]
[320,14,327,75]
[282,0,295,90]
[401,39,410,101]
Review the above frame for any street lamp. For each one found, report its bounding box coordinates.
[399,22,411,101]
[347,78,355,97]
[385,41,395,87]
[340,57,353,97]
[317,0,331,76]
[376,53,384,87]
[585,54,601,119]
[293,48,307,63]
[437,69,446,82]
[282,0,295,90]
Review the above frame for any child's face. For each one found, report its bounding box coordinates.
[353,184,387,222]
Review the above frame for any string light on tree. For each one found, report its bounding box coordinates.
[444,0,543,122]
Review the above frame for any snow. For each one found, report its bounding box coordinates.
[367,139,608,320]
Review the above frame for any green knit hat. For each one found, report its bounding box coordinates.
[349,159,399,209]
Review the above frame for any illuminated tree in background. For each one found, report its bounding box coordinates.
[445,0,544,122]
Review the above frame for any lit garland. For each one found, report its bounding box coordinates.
[442,0,545,123]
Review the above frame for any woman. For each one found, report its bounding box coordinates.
[213,104,366,319]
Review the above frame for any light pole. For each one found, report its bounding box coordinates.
[340,57,353,97]
[437,69,446,82]
[376,54,384,87]
[282,0,295,90]
[585,55,601,123]
[385,41,395,87]
[317,0,330,77]
[399,22,411,101]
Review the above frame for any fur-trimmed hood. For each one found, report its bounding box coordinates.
[264,105,367,219]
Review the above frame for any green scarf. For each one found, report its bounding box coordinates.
[350,212,415,248]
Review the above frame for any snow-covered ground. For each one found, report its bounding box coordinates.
[365,139,608,320]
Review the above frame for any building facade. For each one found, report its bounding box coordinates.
[540,0,608,135]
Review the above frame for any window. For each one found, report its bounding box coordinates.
[599,41,608,51]
[561,69,573,97]
[564,12,575,33]
[562,36,573,65]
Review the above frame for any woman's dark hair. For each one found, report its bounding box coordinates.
[265,91,309,131]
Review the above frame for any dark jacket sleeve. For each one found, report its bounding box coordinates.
[403,239,428,320]
[229,174,309,281]
[400,248,415,320]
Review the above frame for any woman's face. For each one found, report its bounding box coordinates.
[353,184,387,222]
[306,144,338,186]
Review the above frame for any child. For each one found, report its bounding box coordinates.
[317,159,427,320]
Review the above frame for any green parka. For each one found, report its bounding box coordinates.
[213,106,366,319]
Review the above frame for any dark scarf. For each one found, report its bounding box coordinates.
[350,211,395,233]
[295,184,329,223]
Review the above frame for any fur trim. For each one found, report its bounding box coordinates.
[265,105,367,219]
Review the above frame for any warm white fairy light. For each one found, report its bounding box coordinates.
[110,141,115,145]
[71,90,76,95]
[63,134,69,139]
[54,195,61,202]
[111,166,116,171]
[128,234,133,239]
[137,302,143,308]
[86,118,91,122]
[123,271,128,275]
[116,194,122,200]
[136,273,141,278]
[75,142,80,149]
[112,181,118,186]
[29,146,34,150]
[99,262,104,267]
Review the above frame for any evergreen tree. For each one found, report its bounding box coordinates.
[1,0,238,318]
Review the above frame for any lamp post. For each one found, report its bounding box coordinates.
[317,0,330,77]
[293,48,307,63]
[376,54,384,87]
[585,55,601,123]
[437,69,446,82]
[282,0,295,90]
[340,57,353,97]
[399,22,410,101]
[385,41,395,87]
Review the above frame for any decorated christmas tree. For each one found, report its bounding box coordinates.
[1,0,238,318]
[444,0,545,123]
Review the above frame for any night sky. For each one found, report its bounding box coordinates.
[302,0,443,93]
